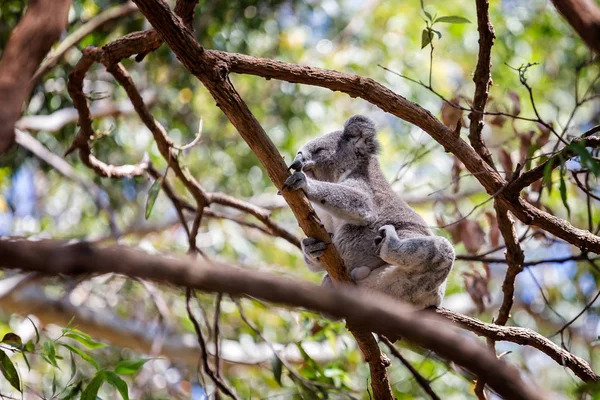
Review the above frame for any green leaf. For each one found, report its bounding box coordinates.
[70,353,77,380]
[145,178,163,219]
[435,15,471,24]
[0,349,20,392]
[114,358,151,375]
[81,371,105,400]
[570,141,600,176]
[65,330,107,349]
[105,371,129,400]
[27,317,39,344]
[43,341,59,368]
[424,10,432,21]
[543,158,555,193]
[61,381,82,400]
[295,342,323,374]
[432,29,442,39]
[271,356,283,386]
[52,373,57,396]
[64,316,76,331]
[60,344,99,370]
[559,168,571,217]
[22,352,30,371]
[1,333,22,348]
[421,28,434,49]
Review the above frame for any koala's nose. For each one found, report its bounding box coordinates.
[288,153,303,171]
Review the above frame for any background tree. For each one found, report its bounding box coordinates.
[0,0,599,398]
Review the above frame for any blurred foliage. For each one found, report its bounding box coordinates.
[0,0,599,398]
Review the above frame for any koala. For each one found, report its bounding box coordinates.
[283,115,454,309]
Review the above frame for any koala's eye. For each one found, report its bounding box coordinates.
[313,147,326,155]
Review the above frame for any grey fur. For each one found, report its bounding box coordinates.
[284,115,455,309]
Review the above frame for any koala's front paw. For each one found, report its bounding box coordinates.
[282,171,307,192]
[302,237,327,259]
[351,266,371,281]
[321,274,334,288]
[374,225,397,256]
[374,225,395,245]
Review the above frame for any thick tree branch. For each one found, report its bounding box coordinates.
[212,52,600,252]
[0,237,550,400]
[128,1,393,398]
[551,0,600,54]
[0,0,71,154]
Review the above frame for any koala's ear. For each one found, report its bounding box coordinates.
[343,115,380,156]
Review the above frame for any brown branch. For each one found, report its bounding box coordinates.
[31,1,139,84]
[0,237,550,400]
[217,52,600,253]
[468,0,496,168]
[380,336,441,400]
[436,308,598,382]
[128,1,393,398]
[456,253,598,267]
[186,288,239,399]
[0,0,71,154]
[493,205,525,326]
[475,202,525,398]
[67,4,600,254]
[66,55,149,178]
[551,0,600,54]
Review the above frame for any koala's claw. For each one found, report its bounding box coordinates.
[375,225,396,246]
[282,171,307,192]
[302,237,327,257]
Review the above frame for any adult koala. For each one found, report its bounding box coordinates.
[283,115,454,309]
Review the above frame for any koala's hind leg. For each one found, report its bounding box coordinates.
[367,225,455,308]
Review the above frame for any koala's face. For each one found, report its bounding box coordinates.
[291,115,380,182]
[294,130,353,182]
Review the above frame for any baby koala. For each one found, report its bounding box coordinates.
[283,115,454,309]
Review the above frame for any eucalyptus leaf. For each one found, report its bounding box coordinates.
[60,343,99,370]
[271,356,283,386]
[1,333,22,348]
[559,168,571,217]
[65,330,107,350]
[435,15,471,24]
[421,28,434,49]
[0,349,20,392]
[145,177,163,219]
[105,371,130,400]
[114,358,151,375]
[43,341,59,368]
[81,371,106,400]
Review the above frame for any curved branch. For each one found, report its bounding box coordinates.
[437,308,598,382]
[0,237,551,400]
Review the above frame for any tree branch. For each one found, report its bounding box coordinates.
[0,237,550,400]
[128,1,394,398]
[436,308,598,382]
[468,0,496,168]
[0,0,71,154]
[551,0,600,54]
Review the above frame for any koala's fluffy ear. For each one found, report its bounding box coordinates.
[343,115,380,156]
